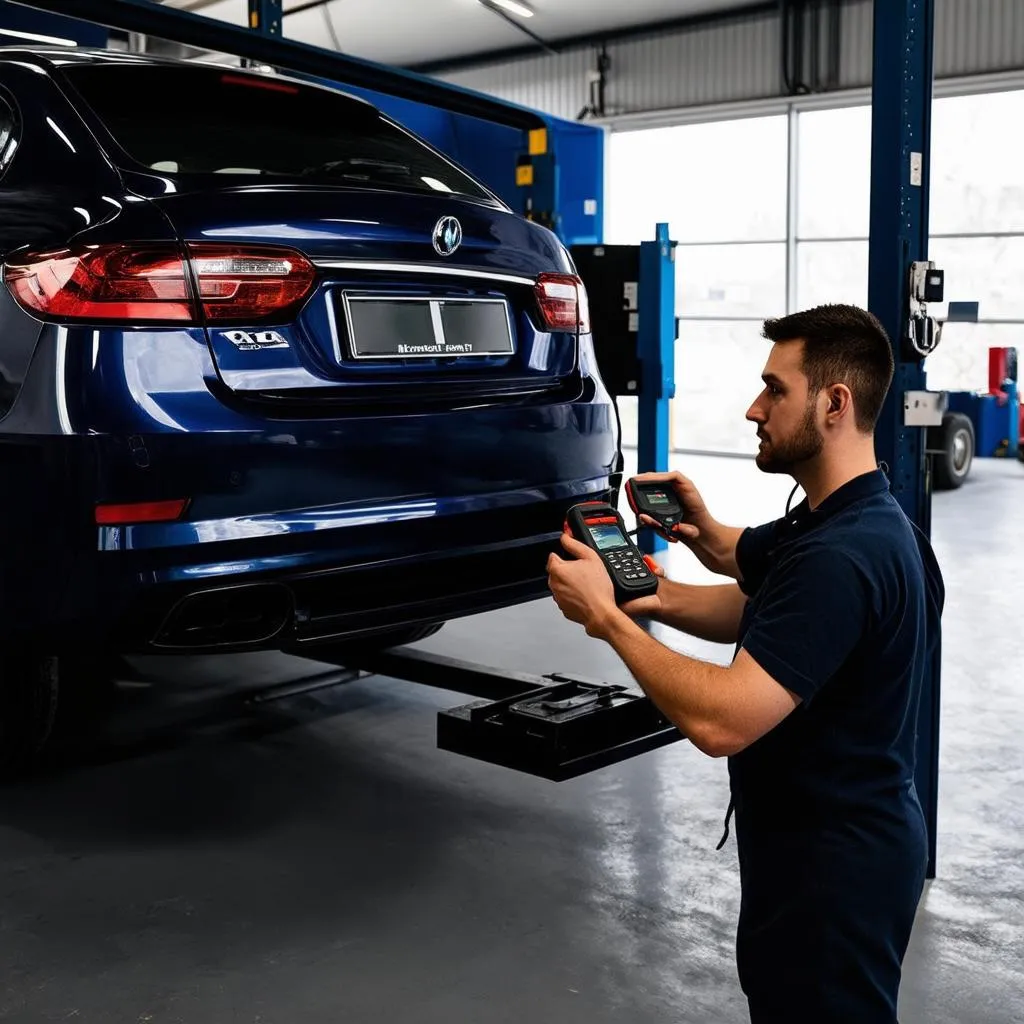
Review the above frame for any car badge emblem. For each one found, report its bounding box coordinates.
[432,216,463,257]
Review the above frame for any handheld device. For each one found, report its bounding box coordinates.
[563,501,659,603]
[625,478,685,538]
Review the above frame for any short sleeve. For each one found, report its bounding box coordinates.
[740,544,870,705]
[736,520,781,597]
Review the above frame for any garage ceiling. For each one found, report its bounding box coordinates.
[160,0,751,69]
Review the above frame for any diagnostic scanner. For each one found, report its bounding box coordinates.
[563,501,659,603]
[625,478,685,538]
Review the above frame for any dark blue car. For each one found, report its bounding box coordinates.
[0,48,620,768]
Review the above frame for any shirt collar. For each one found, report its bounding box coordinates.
[785,467,889,531]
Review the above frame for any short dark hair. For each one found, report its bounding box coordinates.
[761,304,895,432]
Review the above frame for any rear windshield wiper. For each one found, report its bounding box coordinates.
[300,157,413,179]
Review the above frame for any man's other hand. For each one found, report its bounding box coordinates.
[620,556,664,620]
[547,533,621,638]
[631,470,709,544]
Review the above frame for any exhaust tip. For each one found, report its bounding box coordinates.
[153,583,293,650]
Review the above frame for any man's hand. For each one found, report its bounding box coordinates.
[632,470,709,544]
[619,559,665,620]
[631,470,743,580]
[547,533,623,639]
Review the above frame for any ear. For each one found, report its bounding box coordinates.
[825,383,854,423]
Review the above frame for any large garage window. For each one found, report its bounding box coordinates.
[605,114,788,454]
[606,85,1024,455]
[60,64,493,201]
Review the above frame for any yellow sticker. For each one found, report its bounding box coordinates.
[528,128,548,156]
[516,164,534,187]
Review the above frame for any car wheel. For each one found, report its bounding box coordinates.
[290,622,445,664]
[933,412,975,490]
[0,651,58,777]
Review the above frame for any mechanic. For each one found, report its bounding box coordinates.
[547,304,945,1023]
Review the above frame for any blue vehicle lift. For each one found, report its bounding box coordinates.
[7,0,944,869]
[867,0,942,878]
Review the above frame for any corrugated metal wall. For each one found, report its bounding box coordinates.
[438,0,1024,123]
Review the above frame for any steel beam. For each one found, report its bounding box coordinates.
[9,0,546,131]
[248,0,282,38]
[866,0,940,877]
[408,1,778,76]
[636,223,677,555]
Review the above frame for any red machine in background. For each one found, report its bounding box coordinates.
[934,346,1021,489]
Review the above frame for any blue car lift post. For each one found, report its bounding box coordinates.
[868,0,942,878]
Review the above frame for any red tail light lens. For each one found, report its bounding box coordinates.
[534,272,591,334]
[187,244,316,323]
[4,244,192,322]
[4,243,316,325]
[95,498,189,525]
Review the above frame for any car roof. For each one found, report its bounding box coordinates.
[0,45,376,108]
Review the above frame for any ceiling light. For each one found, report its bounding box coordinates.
[484,0,535,18]
[0,27,78,46]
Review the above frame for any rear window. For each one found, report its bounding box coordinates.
[61,64,494,201]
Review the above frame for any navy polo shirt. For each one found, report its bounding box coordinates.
[729,468,945,850]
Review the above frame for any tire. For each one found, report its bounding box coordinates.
[0,651,58,777]
[933,412,975,490]
[289,621,445,664]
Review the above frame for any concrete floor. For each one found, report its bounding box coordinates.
[0,454,1021,1023]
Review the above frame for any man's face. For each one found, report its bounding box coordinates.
[745,340,823,474]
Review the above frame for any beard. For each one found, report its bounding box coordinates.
[755,404,824,474]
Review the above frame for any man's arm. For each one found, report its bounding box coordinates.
[547,533,870,759]
[596,610,800,758]
[644,580,748,644]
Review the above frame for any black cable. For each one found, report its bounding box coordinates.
[477,1,559,56]
[786,477,802,512]
[780,0,793,93]
[827,0,841,90]
[810,0,821,92]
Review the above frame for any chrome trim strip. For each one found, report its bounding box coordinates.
[428,298,446,345]
[55,326,71,434]
[313,260,536,287]
[324,283,343,364]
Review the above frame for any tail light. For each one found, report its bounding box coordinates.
[4,244,193,322]
[4,242,316,325]
[95,498,189,525]
[188,244,315,322]
[534,272,591,334]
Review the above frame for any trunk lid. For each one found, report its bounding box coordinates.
[148,187,581,411]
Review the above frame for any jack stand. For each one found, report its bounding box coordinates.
[343,648,684,781]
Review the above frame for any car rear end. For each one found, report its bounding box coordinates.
[1,59,620,653]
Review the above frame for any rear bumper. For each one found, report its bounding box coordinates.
[54,474,621,653]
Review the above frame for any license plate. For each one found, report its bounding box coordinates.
[341,295,515,360]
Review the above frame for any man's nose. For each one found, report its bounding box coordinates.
[746,399,765,423]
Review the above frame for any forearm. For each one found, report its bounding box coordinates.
[699,523,745,579]
[596,611,739,756]
[653,581,747,644]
